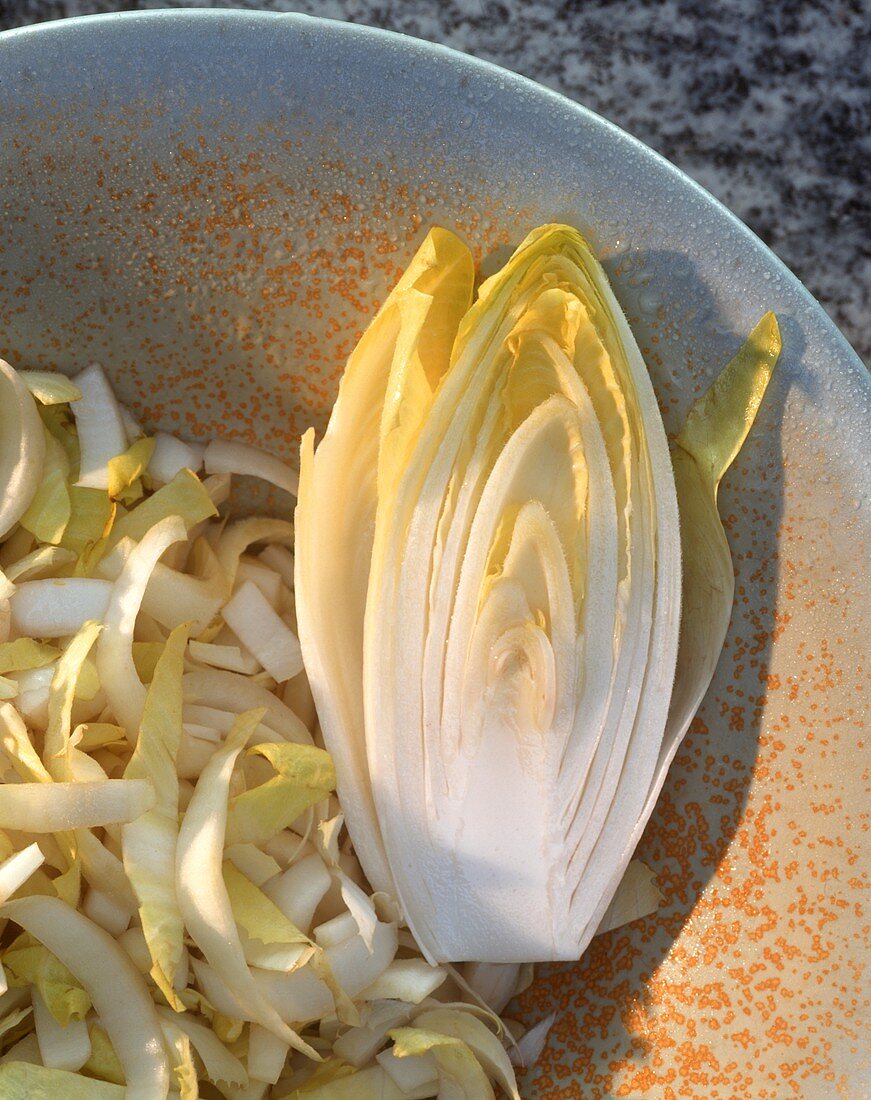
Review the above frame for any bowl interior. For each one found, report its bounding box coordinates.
[1,12,868,1097]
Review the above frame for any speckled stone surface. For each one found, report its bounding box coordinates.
[2,0,868,364]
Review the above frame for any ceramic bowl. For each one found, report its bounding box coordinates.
[1,11,867,1098]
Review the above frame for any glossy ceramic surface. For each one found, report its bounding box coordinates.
[1,12,868,1098]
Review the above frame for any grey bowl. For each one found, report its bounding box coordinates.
[1,11,867,1097]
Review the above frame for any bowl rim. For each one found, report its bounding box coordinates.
[1,6,867,386]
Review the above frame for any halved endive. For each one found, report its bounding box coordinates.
[296,224,780,964]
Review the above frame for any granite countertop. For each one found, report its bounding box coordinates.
[3,0,868,363]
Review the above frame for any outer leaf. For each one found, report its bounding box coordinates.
[581,314,781,938]
[295,228,475,898]
[667,313,782,737]
[595,859,663,935]
[676,313,781,484]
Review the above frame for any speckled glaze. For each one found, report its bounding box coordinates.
[0,12,868,1098]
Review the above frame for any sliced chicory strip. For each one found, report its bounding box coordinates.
[122,624,189,1009]
[0,640,60,676]
[71,363,129,491]
[182,669,313,745]
[44,620,103,780]
[80,1020,126,1086]
[0,780,155,832]
[149,432,205,486]
[96,515,186,740]
[141,540,226,634]
[387,1026,495,1099]
[223,861,311,949]
[175,708,320,1059]
[213,517,295,594]
[159,1017,198,1099]
[2,934,91,1027]
[76,828,138,914]
[203,438,299,498]
[0,359,46,542]
[18,370,82,406]
[1,895,171,1099]
[0,1062,124,1098]
[19,431,72,545]
[9,579,112,639]
[221,581,303,684]
[60,487,116,565]
[156,1006,248,1089]
[0,844,46,904]
[225,743,335,847]
[32,985,92,1070]
[107,437,156,501]
[3,545,77,583]
[410,1007,519,1100]
[105,469,217,552]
